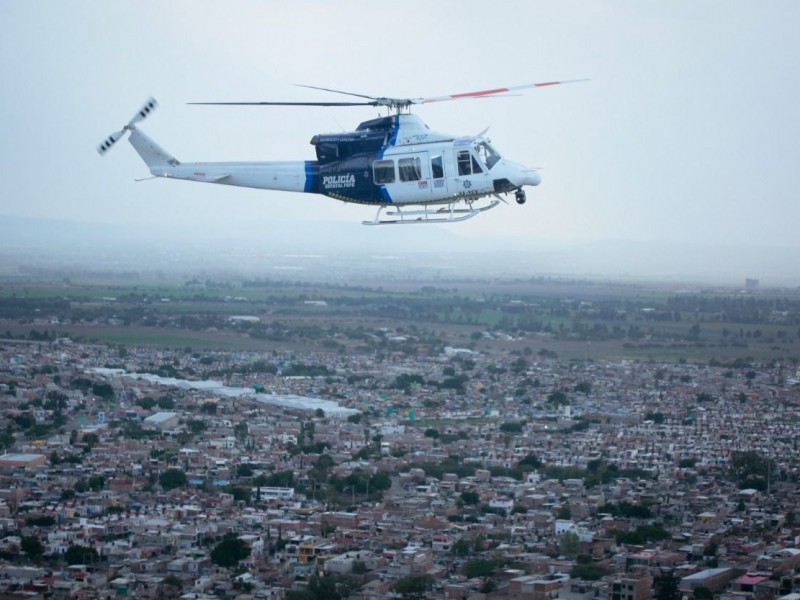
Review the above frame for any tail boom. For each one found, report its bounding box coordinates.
[126,124,313,193]
[147,154,312,193]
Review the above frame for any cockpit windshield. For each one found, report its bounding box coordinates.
[475,141,501,170]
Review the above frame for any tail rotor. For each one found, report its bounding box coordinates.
[97,97,158,155]
[129,97,158,126]
[97,129,127,155]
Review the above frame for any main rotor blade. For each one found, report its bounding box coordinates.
[293,84,378,101]
[417,78,589,104]
[188,101,378,107]
[189,78,587,111]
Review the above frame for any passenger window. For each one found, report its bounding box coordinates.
[373,160,395,184]
[457,150,471,176]
[398,157,422,182]
[431,155,444,178]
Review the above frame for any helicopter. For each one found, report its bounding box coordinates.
[97,80,585,225]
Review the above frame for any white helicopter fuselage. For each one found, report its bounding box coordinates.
[128,113,540,210]
[102,92,564,224]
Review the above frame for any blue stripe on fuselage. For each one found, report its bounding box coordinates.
[303,161,314,193]
[387,116,400,147]
[372,117,400,204]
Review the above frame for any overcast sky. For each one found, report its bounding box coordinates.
[1,0,799,253]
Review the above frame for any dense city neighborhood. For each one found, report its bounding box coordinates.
[2,324,800,600]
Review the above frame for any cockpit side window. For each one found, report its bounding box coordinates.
[471,155,483,174]
[458,149,484,175]
[476,141,501,170]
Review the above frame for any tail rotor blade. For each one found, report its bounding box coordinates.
[96,129,126,156]
[97,97,158,156]
[128,97,158,126]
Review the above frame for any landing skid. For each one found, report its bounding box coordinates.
[362,198,501,226]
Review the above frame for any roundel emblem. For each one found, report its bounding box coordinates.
[463,180,472,189]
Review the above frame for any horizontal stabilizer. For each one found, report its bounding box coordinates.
[192,172,230,182]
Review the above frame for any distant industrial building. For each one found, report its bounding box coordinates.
[143,411,179,429]
[680,568,740,594]
[0,453,47,469]
[745,278,760,290]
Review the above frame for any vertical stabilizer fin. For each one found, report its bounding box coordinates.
[128,128,179,171]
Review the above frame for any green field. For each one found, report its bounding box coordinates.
[2,274,799,364]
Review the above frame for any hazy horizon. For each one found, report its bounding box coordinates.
[1,214,797,288]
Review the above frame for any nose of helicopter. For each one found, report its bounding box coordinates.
[500,159,541,187]
[523,169,541,186]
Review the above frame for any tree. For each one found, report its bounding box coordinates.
[315,454,335,473]
[13,413,35,430]
[559,531,580,557]
[519,453,541,469]
[21,536,44,560]
[460,490,480,505]
[570,562,609,581]
[237,463,255,478]
[26,515,56,527]
[159,468,187,491]
[199,402,217,414]
[574,381,592,394]
[730,450,768,487]
[257,470,294,488]
[91,382,114,400]
[393,575,434,600]
[226,486,250,503]
[210,535,251,568]
[88,474,105,492]
[500,421,524,434]
[693,586,713,600]
[234,421,248,442]
[653,570,680,600]
[64,544,99,565]
[286,574,354,600]
[464,558,498,579]
[156,395,175,409]
[162,575,183,592]
[452,538,472,556]
[369,471,392,494]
